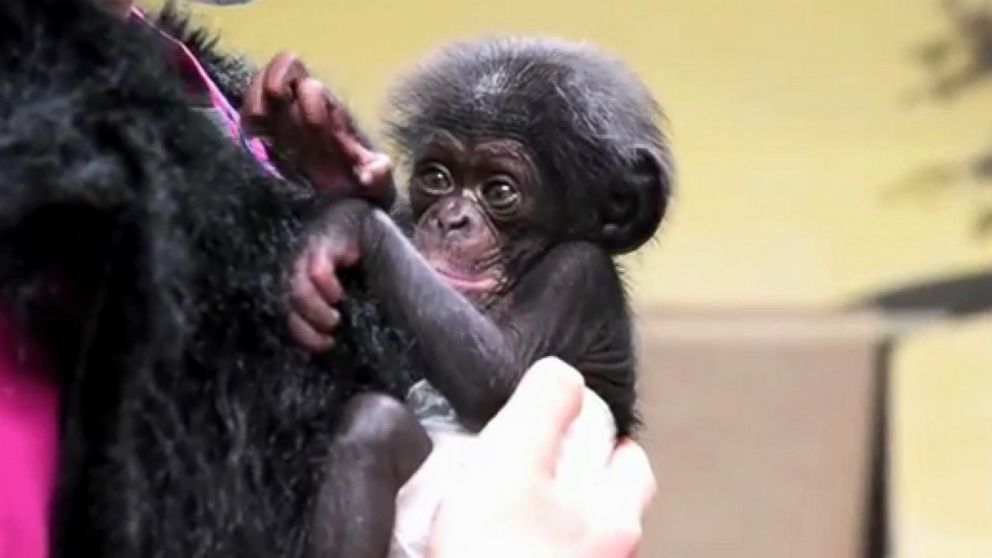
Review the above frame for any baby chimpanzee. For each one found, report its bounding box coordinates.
[254,37,672,558]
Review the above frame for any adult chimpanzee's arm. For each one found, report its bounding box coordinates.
[303,200,630,431]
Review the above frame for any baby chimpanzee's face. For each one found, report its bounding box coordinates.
[409,130,550,299]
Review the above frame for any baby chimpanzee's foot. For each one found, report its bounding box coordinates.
[311,393,433,558]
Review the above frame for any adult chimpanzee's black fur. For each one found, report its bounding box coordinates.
[0,1,418,556]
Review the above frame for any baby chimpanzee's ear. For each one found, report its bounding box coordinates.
[599,146,671,255]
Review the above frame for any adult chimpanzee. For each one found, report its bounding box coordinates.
[0,1,421,556]
[271,37,673,558]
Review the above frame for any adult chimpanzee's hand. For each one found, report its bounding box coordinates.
[241,52,394,204]
[428,358,656,558]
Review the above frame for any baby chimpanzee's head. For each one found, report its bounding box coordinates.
[384,37,673,295]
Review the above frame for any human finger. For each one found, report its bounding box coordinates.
[600,438,657,517]
[580,443,654,558]
[475,357,584,476]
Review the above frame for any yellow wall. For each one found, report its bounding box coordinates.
[894,316,992,557]
[165,0,992,307]
[148,0,992,554]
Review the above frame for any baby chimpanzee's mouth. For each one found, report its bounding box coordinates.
[428,260,499,294]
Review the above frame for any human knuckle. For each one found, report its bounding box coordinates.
[607,521,642,550]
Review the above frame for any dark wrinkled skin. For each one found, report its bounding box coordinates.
[289,38,674,558]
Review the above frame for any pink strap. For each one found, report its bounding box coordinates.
[131,8,279,175]
[0,311,58,558]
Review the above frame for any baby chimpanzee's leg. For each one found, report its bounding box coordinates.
[311,393,432,558]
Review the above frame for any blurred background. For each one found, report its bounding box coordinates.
[150,0,992,555]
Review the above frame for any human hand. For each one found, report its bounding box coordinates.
[241,52,394,205]
[427,357,656,558]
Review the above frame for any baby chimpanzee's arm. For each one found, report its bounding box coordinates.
[292,200,634,433]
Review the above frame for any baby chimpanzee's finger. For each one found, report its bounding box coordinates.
[288,311,335,353]
[308,250,344,305]
[289,278,340,333]
[289,256,340,333]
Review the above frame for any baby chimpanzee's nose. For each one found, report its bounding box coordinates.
[440,212,469,231]
[432,199,477,237]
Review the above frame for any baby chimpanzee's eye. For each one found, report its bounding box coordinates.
[482,180,520,211]
[418,164,453,195]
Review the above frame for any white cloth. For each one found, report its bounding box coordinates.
[388,380,617,558]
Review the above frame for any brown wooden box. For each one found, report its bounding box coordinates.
[634,308,892,558]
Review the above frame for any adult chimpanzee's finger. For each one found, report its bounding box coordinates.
[243,53,309,136]
[296,78,332,131]
[297,79,376,171]
[263,52,308,107]
[288,312,335,353]
[356,153,395,206]
[324,100,367,160]
[474,357,584,477]
[241,65,269,134]
[357,152,393,188]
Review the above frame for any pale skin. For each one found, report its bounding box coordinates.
[98,2,658,554]
[429,358,656,558]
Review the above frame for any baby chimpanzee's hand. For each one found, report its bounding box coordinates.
[241,52,394,205]
[287,200,371,352]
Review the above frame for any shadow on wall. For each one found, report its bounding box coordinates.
[863,0,992,316]
[855,269,992,317]
[885,0,992,239]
